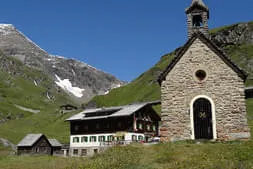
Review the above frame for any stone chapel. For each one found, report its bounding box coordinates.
[158,0,250,141]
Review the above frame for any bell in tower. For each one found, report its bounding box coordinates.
[186,0,209,39]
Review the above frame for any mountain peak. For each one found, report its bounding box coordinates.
[0,24,14,27]
[0,24,15,35]
[0,23,124,103]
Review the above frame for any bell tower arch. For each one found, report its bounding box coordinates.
[186,0,209,39]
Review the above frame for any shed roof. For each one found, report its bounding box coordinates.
[17,134,44,147]
[66,101,160,121]
[245,86,253,90]
[48,139,62,147]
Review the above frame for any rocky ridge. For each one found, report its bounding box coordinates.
[0,24,124,103]
[210,22,253,46]
[210,22,253,80]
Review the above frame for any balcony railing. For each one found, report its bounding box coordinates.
[99,140,136,147]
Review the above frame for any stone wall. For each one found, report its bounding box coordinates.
[69,146,108,157]
[187,11,209,39]
[160,38,250,141]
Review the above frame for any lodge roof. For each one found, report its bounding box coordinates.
[66,100,161,121]
[17,134,44,147]
[48,139,62,147]
[158,32,247,85]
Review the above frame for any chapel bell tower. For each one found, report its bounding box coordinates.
[186,0,209,39]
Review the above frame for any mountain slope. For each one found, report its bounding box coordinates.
[0,24,123,102]
[0,51,77,143]
[90,21,253,108]
[0,24,124,144]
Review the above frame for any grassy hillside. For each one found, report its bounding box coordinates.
[0,53,77,144]
[91,22,253,108]
[91,52,175,108]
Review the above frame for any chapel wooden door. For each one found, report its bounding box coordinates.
[193,98,213,139]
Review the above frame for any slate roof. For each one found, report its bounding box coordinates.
[158,32,247,85]
[48,139,62,147]
[245,86,253,90]
[245,86,253,95]
[17,134,62,148]
[66,101,161,121]
[17,134,44,147]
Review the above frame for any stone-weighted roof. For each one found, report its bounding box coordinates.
[17,134,44,147]
[48,139,62,147]
[17,134,62,148]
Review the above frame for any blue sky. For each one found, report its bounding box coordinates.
[0,0,252,82]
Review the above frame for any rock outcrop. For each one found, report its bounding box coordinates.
[210,22,253,46]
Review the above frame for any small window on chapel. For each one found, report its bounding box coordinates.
[195,70,207,81]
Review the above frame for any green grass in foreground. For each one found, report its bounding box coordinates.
[0,155,84,169]
[82,141,253,169]
[0,141,253,169]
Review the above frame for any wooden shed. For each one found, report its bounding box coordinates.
[17,134,52,155]
[48,138,62,156]
[17,134,63,156]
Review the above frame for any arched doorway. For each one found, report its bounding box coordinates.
[193,98,213,139]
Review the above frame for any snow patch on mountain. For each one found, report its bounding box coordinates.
[0,24,14,36]
[104,91,110,95]
[71,69,76,76]
[55,74,85,98]
[102,83,122,95]
[34,80,38,86]
[113,84,122,89]
[53,55,66,59]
